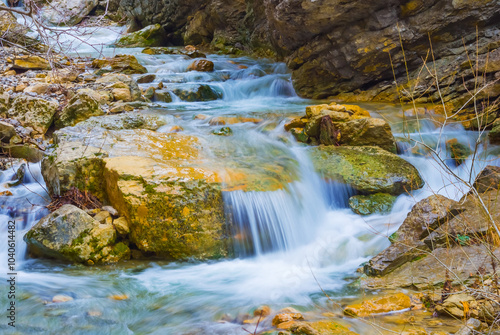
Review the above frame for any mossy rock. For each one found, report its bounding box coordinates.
[348,193,397,215]
[172,84,222,102]
[54,92,104,129]
[309,146,424,195]
[489,118,500,144]
[24,204,126,264]
[114,24,166,48]
[7,96,58,134]
[446,138,472,166]
[103,156,231,260]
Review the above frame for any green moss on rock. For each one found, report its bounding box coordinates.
[309,146,424,195]
[349,193,397,215]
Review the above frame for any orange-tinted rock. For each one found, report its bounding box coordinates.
[344,293,411,317]
[187,59,214,72]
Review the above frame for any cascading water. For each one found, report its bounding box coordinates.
[1,28,499,334]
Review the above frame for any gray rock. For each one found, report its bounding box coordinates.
[23,204,121,264]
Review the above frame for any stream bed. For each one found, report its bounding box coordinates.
[1,28,500,334]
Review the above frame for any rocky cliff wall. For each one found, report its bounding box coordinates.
[119,0,500,111]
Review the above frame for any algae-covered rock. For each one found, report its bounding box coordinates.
[54,92,104,128]
[0,143,44,163]
[92,54,147,75]
[23,204,127,264]
[153,89,172,103]
[114,24,166,47]
[7,95,58,134]
[309,146,423,195]
[104,155,229,260]
[348,193,397,215]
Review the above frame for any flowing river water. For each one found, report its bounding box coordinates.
[1,26,500,334]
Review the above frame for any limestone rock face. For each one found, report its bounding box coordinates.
[23,204,128,264]
[42,0,98,26]
[7,96,58,134]
[114,24,167,48]
[309,145,423,195]
[119,0,500,108]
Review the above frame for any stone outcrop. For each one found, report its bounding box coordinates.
[286,103,396,152]
[362,165,500,289]
[118,0,500,115]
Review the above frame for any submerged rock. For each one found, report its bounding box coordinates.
[309,146,423,195]
[24,204,128,264]
[348,193,397,215]
[114,24,166,47]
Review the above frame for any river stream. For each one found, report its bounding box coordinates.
[1,25,500,335]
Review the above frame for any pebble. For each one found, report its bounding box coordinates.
[52,294,73,303]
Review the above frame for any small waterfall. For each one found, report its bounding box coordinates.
[0,163,49,268]
[223,148,354,257]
